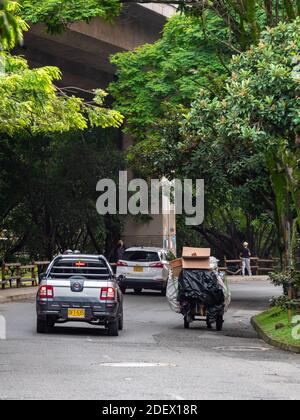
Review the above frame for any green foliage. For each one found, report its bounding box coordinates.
[182,0,300,50]
[270,295,290,309]
[109,13,228,141]
[0,1,123,135]
[254,307,300,346]
[109,12,281,259]
[20,0,121,33]
[0,0,28,49]
[182,18,300,262]
[0,128,125,260]
[0,53,123,135]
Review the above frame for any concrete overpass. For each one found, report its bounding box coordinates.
[16,3,177,255]
[17,3,175,89]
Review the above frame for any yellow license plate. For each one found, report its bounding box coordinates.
[134,266,143,273]
[68,308,85,318]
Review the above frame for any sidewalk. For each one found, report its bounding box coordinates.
[228,275,269,283]
[0,286,38,303]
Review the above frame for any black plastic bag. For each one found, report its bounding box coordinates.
[178,269,225,306]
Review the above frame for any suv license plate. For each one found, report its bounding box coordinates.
[68,308,85,318]
[134,266,143,273]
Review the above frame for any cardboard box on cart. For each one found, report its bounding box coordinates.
[182,248,212,316]
[170,258,183,278]
[182,247,211,270]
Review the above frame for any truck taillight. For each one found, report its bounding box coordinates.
[101,287,116,301]
[117,260,128,267]
[150,262,164,269]
[39,285,54,299]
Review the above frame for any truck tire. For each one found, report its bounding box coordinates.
[118,310,124,331]
[36,318,49,334]
[107,319,119,336]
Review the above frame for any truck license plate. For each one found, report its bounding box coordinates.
[68,308,85,318]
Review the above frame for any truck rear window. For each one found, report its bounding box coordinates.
[49,258,110,280]
[122,251,160,263]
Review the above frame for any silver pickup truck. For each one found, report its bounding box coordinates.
[36,253,123,336]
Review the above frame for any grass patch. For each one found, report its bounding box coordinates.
[254,307,300,347]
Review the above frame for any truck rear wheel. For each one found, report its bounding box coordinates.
[118,309,124,331]
[107,319,119,336]
[37,318,49,334]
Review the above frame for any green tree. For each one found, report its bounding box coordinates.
[0,54,123,135]
[0,0,124,260]
[179,0,300,50]
[182,19,300,265]
[109,13,228,141]
[0,0,28,49]
[0,0,123,135]
[0,128,125,260]
[109,12,277,259]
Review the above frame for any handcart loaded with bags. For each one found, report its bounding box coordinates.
[167,248,231,331]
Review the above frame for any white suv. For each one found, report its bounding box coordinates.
[116,247,172,295]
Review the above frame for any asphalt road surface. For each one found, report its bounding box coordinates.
[0,279,299,400]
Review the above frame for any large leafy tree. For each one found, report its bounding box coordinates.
[0,128,125,260]
[109,12,278,258]
[109,13,229,142]
[0,0,124,260]
[182,19,300,264]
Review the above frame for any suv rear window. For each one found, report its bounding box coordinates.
[49,258,110,280]
[122,251,160,262]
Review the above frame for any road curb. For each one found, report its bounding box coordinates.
[0,289,37,304]
[251,316,300,354]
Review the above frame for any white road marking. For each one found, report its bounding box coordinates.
[97,362,177,367]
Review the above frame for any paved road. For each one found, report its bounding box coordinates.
[0,280,299,400]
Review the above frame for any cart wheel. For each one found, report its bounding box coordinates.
[216,315,224,331]
[206,320,212,330]
[184,316,190,329]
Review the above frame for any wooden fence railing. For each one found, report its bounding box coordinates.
[1,261,50,289]
[220,257,281,275]
[0,256,281,289]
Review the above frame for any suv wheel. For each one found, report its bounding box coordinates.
[134,288,142,295]
[107,319,119,336]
